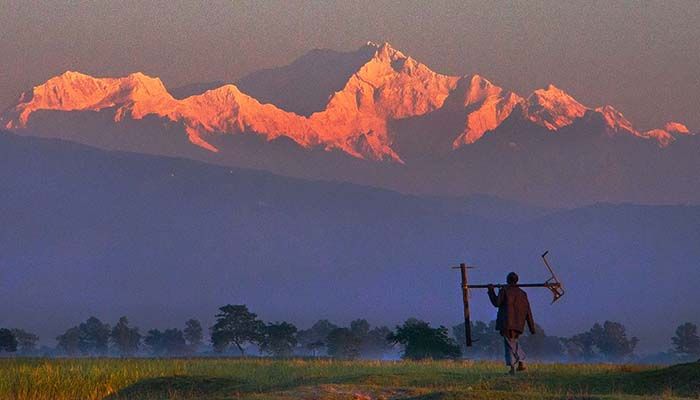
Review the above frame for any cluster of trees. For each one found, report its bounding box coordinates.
[670,322,700,362]
[454,320,700,363]
[0,304,698,362]
[453,320,639,362]
[0,328,39,355]
[210,305,395,358]
[53,316,203,357]
[388,318,461,359]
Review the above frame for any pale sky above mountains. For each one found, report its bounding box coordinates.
[1,0,698,131]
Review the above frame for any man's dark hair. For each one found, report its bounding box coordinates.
[507,272,519,285]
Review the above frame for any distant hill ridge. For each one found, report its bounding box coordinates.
[1,131,698,352]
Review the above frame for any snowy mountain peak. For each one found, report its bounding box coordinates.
[368,41,402,54]
[643,129,675,147]
[3,71,168,127]
[450,76,523,147]
[665,122,690,135]
[309,42,458,160]
[641,122,693,147]
[526,85,588,130]
[595,105,638,136]
[57,70,92,80]
[530,84,580,105]
[462,75,504,106]
[191,84,243,100]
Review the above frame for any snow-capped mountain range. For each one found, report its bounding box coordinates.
[3,42,699,206]
[2,42,692,163]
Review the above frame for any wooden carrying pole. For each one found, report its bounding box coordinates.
[459,263,473,347]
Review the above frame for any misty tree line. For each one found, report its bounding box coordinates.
[0,304,699,363]
[453,320,643,362]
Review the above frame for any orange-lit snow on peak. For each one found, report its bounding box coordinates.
[591,107,692,147]
[5,72,318,153]
[3,43,693,159]
[526,84,588,130]
[643,129,675,147]
[665,121,690,135]
[171,85,318,151]
[309,42,459,160]
[6,71,175,128]
[444,75,504,108]
[595,105,638,136]
[464,75,503,105]
[641,122,692,147]
[317,41,455,122]
[450,75,524,147]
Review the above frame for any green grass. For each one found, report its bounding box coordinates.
[0,358,697,400]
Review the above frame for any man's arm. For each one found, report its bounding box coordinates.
[488,285,502,307]
[525,295,536,334]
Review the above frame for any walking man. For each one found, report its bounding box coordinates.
[488,272,536,374]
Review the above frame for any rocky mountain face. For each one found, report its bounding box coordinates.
[1,42,697,206]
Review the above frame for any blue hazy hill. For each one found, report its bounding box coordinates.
[1,132,697,352]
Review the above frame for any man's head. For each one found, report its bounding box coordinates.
[507,272,519,285]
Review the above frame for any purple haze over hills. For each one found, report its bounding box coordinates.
[1,132,698,353]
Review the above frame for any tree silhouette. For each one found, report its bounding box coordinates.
[362,326,393,358]
[672,322,700,359]
[56,317,111,356]
[453,320,501,358]
[184,319,204,352]
[389,318,461,360]
[11,329,39,355]
[78,317,111,356]
[56,327,81,356]
[0,329,17,353]
[350,319,370,338]
[297,319,338,356]
[144,329,188,356]
[305,340,326,357]
[210,304,264,355]
[520,324,564,360]
[326,327,362,359]
[260,321,298,357]
[110,317,141,357]
[593,321,638,360]
[303,319,393,359]
[564,330,597,361]
[565,321,638,361]
[347,319,390,357]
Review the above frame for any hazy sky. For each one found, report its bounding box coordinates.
[1,0,698,130]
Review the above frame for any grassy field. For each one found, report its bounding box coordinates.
[0,358,698,400]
